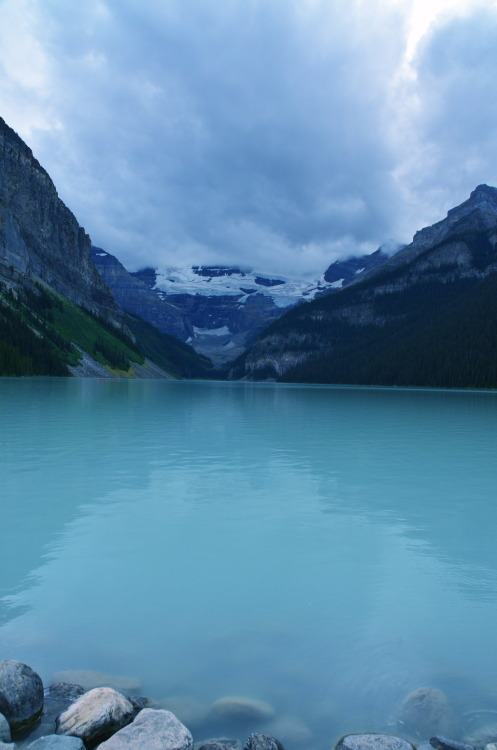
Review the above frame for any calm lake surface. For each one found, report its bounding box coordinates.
[2,378,497,748]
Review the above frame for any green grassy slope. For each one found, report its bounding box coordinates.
[0,284,212,378]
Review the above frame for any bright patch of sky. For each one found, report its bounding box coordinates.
[1,0,496,274]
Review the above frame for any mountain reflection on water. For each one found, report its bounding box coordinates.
[2,379,497,749]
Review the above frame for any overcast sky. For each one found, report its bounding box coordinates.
[1,0,497,274]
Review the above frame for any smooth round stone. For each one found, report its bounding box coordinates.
[55,687,135,745]
[244,733,285,750]
[26,735,85,749]
[209,698,275,724]
[52,670,141,694]
[98,708,193,750]
[336,733,415,750]
[0,660,44,731]
[465,725,497,746]
[0,714,10,743]
[397,687,457,739]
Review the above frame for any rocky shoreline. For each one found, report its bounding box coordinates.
[1,660,497,750]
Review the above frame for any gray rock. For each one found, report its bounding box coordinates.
[0,714,10,743]
[98,708,193,750]
[397,687,458,740]
[335,733,415,750]
[52,670,141,694]
[208,698,275,724]
[55,687,134,745]
[195,739,242,750]
[0,659,44,731]
[464,724,497,746]
[0,742,15,750]
[244,733,285,750]
[259,715,312,746]
[430,737,474,750]
[197,744,236,750]
[26,735,85,749]
[45,684,85,704]
[157,697,208,728]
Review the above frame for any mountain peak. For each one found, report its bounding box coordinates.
[469,183,497,201]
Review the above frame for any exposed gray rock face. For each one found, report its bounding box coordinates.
[335,733,415,750]
[397,687,457,740]
[208,698,275,724]
[243,733,285,750]
[0,713,10,742]
[55,687,135,745]
[98,708,193,750]
[234,184,497,381]
[0,659,44,731]
[26,735,85,750]
[0,742,15,749]
[91,247,192,341]
[0,118,118,320]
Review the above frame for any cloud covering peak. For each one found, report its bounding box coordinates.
[1,0,497,273]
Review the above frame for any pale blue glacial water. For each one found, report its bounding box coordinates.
[2,378,497,748]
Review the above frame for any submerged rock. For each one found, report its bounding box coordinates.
[208,698,275,724]
[158,696,208,727]
[260,715,312,746]
[52,670,141,694]
[98,708,193,750]
[55,687,134,745]
[464,724,497,746]
[26,735,85,749]
[430,737,474,750]
[397,687,457,740]
[195,739,243,750]
[0,660,44,731]
[336,733,415,750]
[0,714,10,743]
[243,733,285,750]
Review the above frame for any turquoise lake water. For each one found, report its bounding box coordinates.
[2,378,497,748]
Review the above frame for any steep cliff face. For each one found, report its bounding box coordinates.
[91,247,192,341]
[0,118,117,319]
[233,184,497,387]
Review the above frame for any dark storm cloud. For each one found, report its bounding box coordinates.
[14,0,407,273]
[4,0,497,274]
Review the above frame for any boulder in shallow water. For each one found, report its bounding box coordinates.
[464,724,497,746]
[195,738,243,750]
[208,698,275,724]
[55,687,134,745]
[260,715,312,746]
[26,735,85,749]
[0,660,44,731]
[397,687,457,740]
[98,708,193,750]
[0,714,10,743]
[52,670,141,694]
[158,696,208,727]
[243,733,285,750]
[335,733,415,750]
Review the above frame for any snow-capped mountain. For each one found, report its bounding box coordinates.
[92,250,393,366]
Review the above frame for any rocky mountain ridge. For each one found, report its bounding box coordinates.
[0,117,118,322]
[232,184,497,388]
[92,250,393,365]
